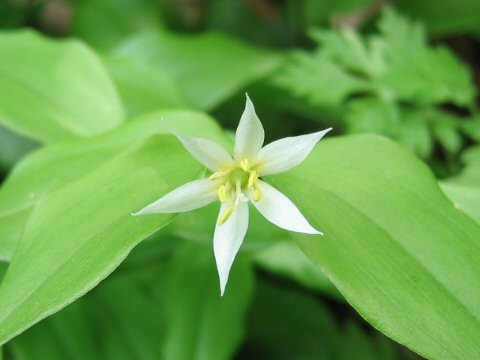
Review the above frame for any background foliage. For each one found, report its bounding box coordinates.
[0,0,479,359]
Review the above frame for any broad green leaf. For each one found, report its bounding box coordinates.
[113,30,282,110]
[441,181,480,226]
[0,263,7,284]
[269,134,480,359]
[246,279,339,359]
[441,153,480,225]
[162,242,254,360]
[247,279,398,360]
[72,0,161,50]
[7,256,169,360]
[0,126,38,171]
[254,240,341,299]
[102,56,190,116]
[83,273,167,359]
[0,134,206,345]
[0,30,124,143]
[7,301,98,360]
[0,110,226,261]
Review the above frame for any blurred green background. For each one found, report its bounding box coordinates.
[0,0,479,359]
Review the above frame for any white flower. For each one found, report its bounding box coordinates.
[134,95,332,295]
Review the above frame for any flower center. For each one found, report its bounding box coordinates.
[209,159,262,224]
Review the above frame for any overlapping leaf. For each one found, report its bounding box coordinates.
[269,134,480,359]
[0,30,124,143]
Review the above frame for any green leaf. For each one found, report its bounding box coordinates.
[269,134,480,359]
[7,300,98,360]
[274,52,369,107]
[395,109,432,158]
[162,242,254,360]
[72,0,161,50]
[0,109,230,345]
[0,134,203,345]
[282,10,475,109]
[113,30,282,110]
[309,28,386,78]
[398,0,480,37]
[247,279,397,360]
[102,56,190,117]
[0,110,226,261]
[461,115,480,141]
[441,153,480,225]
[378,9,475,107]
[0,30,125,143]
[0,263,7,284]
[254,240,341,299]
[345,98,399,135]
[6,254,169,360]
[0,125,38,171]
[83,272,167,359]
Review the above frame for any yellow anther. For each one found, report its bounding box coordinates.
[209,171,225,180]
[240,159,250,171]
[248,170,258,188]
[219,205,234,225]
[253,188,262,201]
[218,185,227,203]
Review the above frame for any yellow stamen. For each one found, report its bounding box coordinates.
[219,205,234,225]
[218,185,227,202]
[240,159,250,171]
[253,188,262,201]
[248,170,258,188]
[209,170,226,180]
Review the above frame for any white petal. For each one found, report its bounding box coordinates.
[175,133,233,172]
[257,128,332,176]
[250,180,321,235]
[214,200,249,296]
[133,179,217,215]
[234,94,265,161]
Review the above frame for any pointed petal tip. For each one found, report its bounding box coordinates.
[131,208,150,216]
[304,227,323,236]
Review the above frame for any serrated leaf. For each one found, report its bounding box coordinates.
[269,134,480,359]
[0,30,124,143]
[274,52,369,107]
[309,29,386,77]
[345,98,399,135]
[378,9,475,106]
